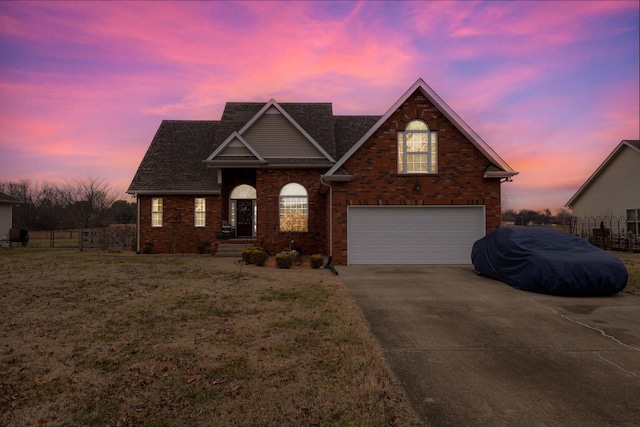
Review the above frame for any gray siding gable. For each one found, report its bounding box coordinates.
[211,101,338,161]
[242,108,328,158]
[566,140,640,217]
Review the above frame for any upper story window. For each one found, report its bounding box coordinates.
[279,183,308,232]
[397,119,438,174]
[194,198,206,227]
[151,197,163,227]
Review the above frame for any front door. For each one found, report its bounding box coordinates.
[236,199,253,237]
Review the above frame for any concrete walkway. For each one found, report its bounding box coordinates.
[338,264,640,427]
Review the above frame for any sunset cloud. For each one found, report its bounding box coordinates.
[1,0,638,210]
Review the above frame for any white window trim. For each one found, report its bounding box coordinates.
[279,183,309,232]
[398,119,438,174]
[627,209,639,235]
[195,197,206,227]
[151,197,163,228]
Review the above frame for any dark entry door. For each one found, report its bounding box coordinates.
[236,199,253,237]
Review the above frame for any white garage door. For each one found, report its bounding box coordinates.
[347,206,485,265]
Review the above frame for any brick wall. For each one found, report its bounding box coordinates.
[137,169,328,256]
[256,169,327,256]
[329,89,502,264]
[136,90,504,260]
[138,195,222,254]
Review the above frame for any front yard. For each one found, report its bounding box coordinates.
[0,249,421,427]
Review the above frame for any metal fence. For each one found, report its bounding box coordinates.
[570,216,639,252]
[79,226,135,252]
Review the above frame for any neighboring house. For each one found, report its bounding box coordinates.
[566,139,640,237]
[0,192,21,244]
[128,79,518,264]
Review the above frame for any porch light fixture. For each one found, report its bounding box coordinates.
[414,179,421,192]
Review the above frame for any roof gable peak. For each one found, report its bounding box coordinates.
[326,78,517,178]
[566,139,640,207]
[231,99,335,162]
[205,131,265,163]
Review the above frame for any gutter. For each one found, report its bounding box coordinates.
[126,190,221,196]
[135,194,141,253]
[482,166,519,181]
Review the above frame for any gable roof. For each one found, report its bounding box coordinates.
[205,100,337,167]
[324,78,518,179]
[206,131,267,166]
[0,192,22,204]
[565,140,640,208]
[129,78,519,193]
[127,121,221,195]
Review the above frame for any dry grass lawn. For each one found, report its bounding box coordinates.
[611,251,640,295]
[0,249,422,427]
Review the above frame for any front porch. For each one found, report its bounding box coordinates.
[216,237,257,257]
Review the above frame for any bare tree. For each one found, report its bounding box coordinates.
[555,208,572,225]
[0,179,65,230]
[57,176,117,229]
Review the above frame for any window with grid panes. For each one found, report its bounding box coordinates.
[397,119,438,174]
[279,183,308,232]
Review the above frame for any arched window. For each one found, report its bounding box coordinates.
[230,184,256,199]
[397,119,438,174]
[279,183,308,232]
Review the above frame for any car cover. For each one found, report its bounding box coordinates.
[471,227,628,296]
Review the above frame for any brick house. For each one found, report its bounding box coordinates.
[127,79,517,264]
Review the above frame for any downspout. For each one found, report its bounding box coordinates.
[136,194,141,253]
[320,177,333,257]
[320,177,338,276]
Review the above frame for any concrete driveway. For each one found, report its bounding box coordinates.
[338,264,640,427]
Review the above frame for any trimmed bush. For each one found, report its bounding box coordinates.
[251,250,269,266]
[275,253,292,269]
[242,248,255,264]
[242,246,269,264]
[310,254,324,269]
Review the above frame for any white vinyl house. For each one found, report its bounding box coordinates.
[0,192,21,245]
[566,140,640,235]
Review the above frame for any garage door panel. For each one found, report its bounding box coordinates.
[348,206,485,265]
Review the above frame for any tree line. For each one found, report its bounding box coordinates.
[1,177,136,231]
[2,176,573,231]
[502,208,572,226]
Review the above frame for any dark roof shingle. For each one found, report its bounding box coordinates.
[0,192,22,204]
[129,103,382,192]
[127,121,220,194]
[334,115,381,159]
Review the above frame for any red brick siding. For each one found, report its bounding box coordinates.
[329,89,501,264]
[137,195,222,254]
[136,90,503,260]
[255,169,327,256]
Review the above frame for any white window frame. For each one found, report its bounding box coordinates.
[194,197,206,227]
[397,119,438,174]
[627,209,639,235]
[279,183,308,232]
[151,197,163,227]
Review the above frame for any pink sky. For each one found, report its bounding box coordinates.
[1,1,638,212]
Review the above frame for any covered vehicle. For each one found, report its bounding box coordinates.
[471,226,627,296]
